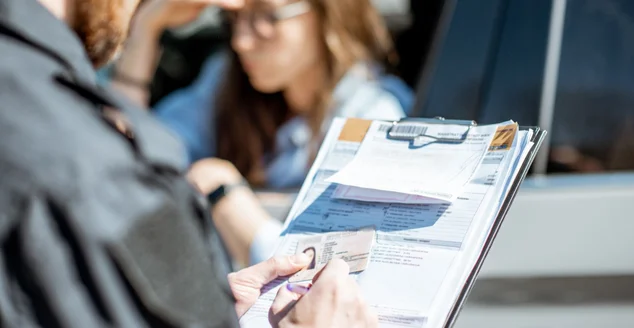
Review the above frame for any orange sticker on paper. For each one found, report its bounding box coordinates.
[338,118,373,142]
[489,123,518,151]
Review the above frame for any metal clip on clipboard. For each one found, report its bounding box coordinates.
[387,116,478,144]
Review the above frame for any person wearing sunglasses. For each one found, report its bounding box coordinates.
[110,0,412,267]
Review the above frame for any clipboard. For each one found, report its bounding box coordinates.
[443,124,546,328]
[387,116,546,328]
[239,116,547,328]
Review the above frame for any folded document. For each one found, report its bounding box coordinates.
[331,184,448,204]
[327,120,503,202]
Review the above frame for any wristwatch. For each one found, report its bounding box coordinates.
[207,179,249,207]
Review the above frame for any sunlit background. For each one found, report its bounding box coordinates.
[109,0,634,326]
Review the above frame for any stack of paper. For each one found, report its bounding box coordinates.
[240,118,541,328]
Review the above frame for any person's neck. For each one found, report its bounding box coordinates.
[283,61,327,115]
[38,0,74,24]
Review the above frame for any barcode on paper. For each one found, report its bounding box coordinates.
[389,124,427,137]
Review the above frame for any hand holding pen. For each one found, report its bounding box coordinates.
[268,259,378,327]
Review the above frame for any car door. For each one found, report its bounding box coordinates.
[415,0,634,326]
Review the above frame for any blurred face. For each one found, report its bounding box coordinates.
[71,0,141,67]
[228,0,323,93]
[302,247,316,269]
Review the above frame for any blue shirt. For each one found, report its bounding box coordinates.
[154,51,413,188]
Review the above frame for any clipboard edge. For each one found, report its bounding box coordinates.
[442,128,548,328]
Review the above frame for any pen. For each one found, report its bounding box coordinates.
[286,283,311,295]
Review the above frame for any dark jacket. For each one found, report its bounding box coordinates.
[0,0,239,327]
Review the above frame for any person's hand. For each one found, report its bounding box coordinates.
[228,254,312,317]
[187,158,244,195]
[133,0,243,35]
[269,259,379,328]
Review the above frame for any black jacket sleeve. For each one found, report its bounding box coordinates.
[0,194,113,328]
[0,188,239,328]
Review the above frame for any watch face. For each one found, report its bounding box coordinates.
[208,185,227,205]
[207,180,248,207]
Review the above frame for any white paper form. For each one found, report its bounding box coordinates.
[327,121,507,202]
[240,119,530,328]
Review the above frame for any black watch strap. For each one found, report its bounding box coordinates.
[207,179,249,207]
